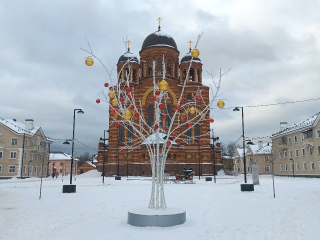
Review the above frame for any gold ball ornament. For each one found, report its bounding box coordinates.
[124,111,132,120]
[189,107,196,114]
[217,100,225,108]
[85,57,94,66]
[191,48,200,58]
[159,80,169,91]
[108,91,115,99]
[111,98,118,107]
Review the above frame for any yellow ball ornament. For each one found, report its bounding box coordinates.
[124,111,132,120]
[85,57,94,66]
[191,48,200,58]
[108,91,115,99]
[217,100,225,108]
[111,98,118,107]
[189,107,196,114]
[159,80,169,91]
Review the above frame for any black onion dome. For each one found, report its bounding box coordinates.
[118,51,139,64]
[141,30,178,51]
[180,52,201,64]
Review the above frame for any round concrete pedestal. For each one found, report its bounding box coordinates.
[128,207,186,227]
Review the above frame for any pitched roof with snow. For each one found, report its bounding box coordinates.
[49,152,79,161]
[0,118,40,136]
[248,143,272,154]
[271,112,320,138]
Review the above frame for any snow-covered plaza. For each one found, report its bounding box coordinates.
[1,170,319,240]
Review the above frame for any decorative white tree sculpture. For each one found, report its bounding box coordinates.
[82,34,229,210]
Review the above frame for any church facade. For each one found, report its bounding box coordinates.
[97,23,222,177]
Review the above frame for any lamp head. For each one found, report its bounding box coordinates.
[77,109,84,114]
[63,141,70,145]
[233,107,240,112]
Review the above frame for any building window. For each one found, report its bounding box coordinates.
[294,136,297,143]
[310,162,315,171]
[10,151,17,159]
[125,68,130,80]
[0,151,3,159]
[290,163,294,171]
[23,165,26,173]
[0,165,2,173]
[128,125,133,144]
[279,152,282,159]
[303,162,307,170]
[9,165,15,173]
[296,163,300,171]
[25,139,29,146]
[288,137,292,145]
[264,166,270,172]
[11,138,18,145]
[143,154,146,159]
[302,130,313,140]
[29,165,33,175]
[167,153,171,159]
[31,153,34,160]
[119,125,124,144]
[166,105,171,127]
[280,164,283,171]
[148,105,154,127]
[289,150,293,158]
[187,93,192,101]
[309,147,313,156]
[189,68,194,81]
[295,149,299,157]
[32,140,35,146]
[186,126,191,144]
[148,60,152,75]
[302,148,306,156]
[24,152,27,160]
[263,156,269,162]
[318,146,320,154]
[316,129,320,138]
[157,59,162,75]
[249,157,253,162]
[167,59,171,75]
[284,151,287,158]
[173,154,176,159]
[35,166,38,176]
[133,69,136,82]
[284,164,288,171]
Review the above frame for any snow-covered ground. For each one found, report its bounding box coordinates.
[1,170,319,240]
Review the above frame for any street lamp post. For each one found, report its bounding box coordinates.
[290,158,295,178]
[100,130,109,184]
[195,139,201,180]
[209,129,219,183]
[233,107,247,183]
[62,108,84,193]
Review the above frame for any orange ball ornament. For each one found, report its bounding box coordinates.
[217,100,225,108]
[191,48,200,58]
[85,57,94,66]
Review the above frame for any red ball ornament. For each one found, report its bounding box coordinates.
[126,87,131,93]
[188,122,193,127]
[110,109,115,114]
[153,96,157,101]
[176,105,181,111]
[183,115,187,119]
[180,99,183,104]
[163,115,167,119]
[159,104,164,109]
[210,118,214,123]
[121,149,125,152]
[196,94,201,99]
[130,105,134,110]
[96,99,100,104]
[172,133,176,138]
[166,141,171,146]
[119,121,123,125]
[156,90,160,96]
[128,93,132,98]
[154,124,159,130]
[120,98,124,102]
[198,140,203,145]
[104,83,109,87]
[135,113,140,119]
[114,122,119,126]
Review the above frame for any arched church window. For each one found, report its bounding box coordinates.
[128,125,133,144]
[119,125,124,144]
[195,124,200,142]
[166,105,171,127]
[183,69,186,80]
[133,69,136,82]
[186,125,192,144]
[197,69,200,82]
[148,105,154,126]
[125,68,130,80]
[189,68,194,82]
[167,59,171,75]
[187,93,192,101]
[157,59,162,75]
[148,60,152,76]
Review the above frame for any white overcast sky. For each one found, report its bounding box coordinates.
[1,0,320,156]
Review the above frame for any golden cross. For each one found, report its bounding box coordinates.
[188,40,193,49]
[127,40,131,49]
[157,17,162,27]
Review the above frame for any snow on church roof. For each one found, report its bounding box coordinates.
[271,112,320,138]
[0,118,39,136]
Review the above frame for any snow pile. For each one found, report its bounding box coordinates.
[77,169,101,178]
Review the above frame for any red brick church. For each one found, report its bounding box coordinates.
[97,20,222,176]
